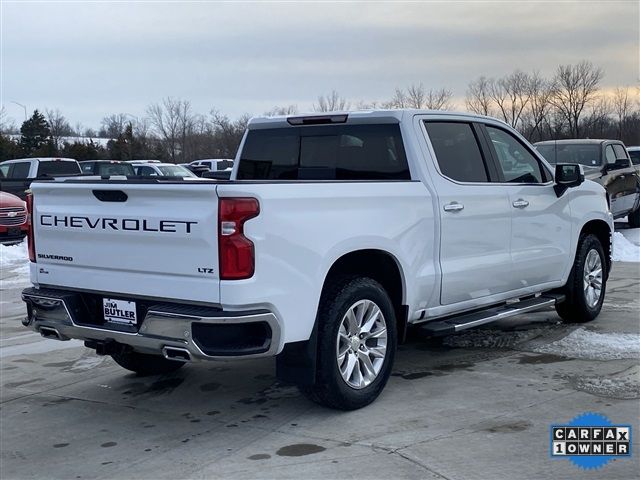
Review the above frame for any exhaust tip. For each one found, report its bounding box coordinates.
[39,326,66,341]
[162,346,191,362]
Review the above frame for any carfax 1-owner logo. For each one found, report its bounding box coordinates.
[551,413,632,469]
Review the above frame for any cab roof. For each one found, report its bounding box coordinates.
[248,109,506,129]
[534,139,623,146]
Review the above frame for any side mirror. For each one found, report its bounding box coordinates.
[554,163,584,197]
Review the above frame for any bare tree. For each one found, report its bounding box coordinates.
[465,76,493,116]
[424,88,454,110]
[488,71,532,129]
[45,108,73,147]
[0,106,11,134]
[612,86,631,139]
[264,105,298,116]
[550,61,604,137]
[389,84,453,110]
[354,100,381,110]
[209,110,250,158]
[521,71,554,141]
[582,97,612,138]
[100,113,130,138]
[406,84,426,108]
[74,122,84,138]
[390,88,409,108]
[313,90,350,112]
[147,98,195,163]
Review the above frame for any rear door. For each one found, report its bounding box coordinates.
[481,124,571,287]
[31,181,221,304]
[421,120,513,306]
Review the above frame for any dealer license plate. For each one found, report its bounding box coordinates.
[103,298,137,326]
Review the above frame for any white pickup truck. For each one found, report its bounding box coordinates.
[21,110,613,410]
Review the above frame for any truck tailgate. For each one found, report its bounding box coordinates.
[30,181,220,304]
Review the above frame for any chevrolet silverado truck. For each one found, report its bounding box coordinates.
[21,110,613,410]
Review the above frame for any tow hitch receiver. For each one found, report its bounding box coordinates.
[85,340,125,356]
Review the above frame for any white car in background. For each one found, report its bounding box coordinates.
[190,158,234,172]
[627,146,640,173]
[131,162,198,178]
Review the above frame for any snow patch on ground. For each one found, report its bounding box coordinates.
[612,231,640,262]
[532,328,640,360]
[0,241,30,289]
[1,241,27,264]
[571,365,640,399]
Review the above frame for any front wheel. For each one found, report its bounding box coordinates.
[111,350,185,376]
[300,276,397,410]
[555,234,607,323]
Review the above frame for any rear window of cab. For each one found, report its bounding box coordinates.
[237,124,410,181]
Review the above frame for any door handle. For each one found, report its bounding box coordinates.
[512,199,529,209]
[443,202,464,212]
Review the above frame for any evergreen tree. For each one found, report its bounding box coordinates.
[19,110,53,156]
[61,140,106,161]
[0,134,24,162]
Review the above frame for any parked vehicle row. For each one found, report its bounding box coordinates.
[0,157,233,199]
[22,110,614,410]
[535,139,640,227]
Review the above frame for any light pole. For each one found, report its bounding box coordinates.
[10,101,27,121]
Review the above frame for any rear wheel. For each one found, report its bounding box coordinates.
[300,276,397,410]
[555,234,607,323]
[111,350,185,376]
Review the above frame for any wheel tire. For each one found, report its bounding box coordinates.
[300,275,397,410]
[111,350,185,376]
[628,208,640,228]
[555,234,607,323]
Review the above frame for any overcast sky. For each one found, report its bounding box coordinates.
[2,1,638,129]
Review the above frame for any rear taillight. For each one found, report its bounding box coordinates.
[218,198,259,280]
[26,192,36,262]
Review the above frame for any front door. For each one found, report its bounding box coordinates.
[481,124,571,287]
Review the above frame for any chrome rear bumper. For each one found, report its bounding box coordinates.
[21,287,280,360]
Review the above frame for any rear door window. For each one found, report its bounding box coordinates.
[237,124,410,180]
[8,162,31,178]
[424,122,489,182]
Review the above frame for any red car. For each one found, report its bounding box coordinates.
[0,191,28,243]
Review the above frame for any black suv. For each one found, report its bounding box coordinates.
[535,139,640,227]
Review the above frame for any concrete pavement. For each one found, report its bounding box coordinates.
[1,261,638,479]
